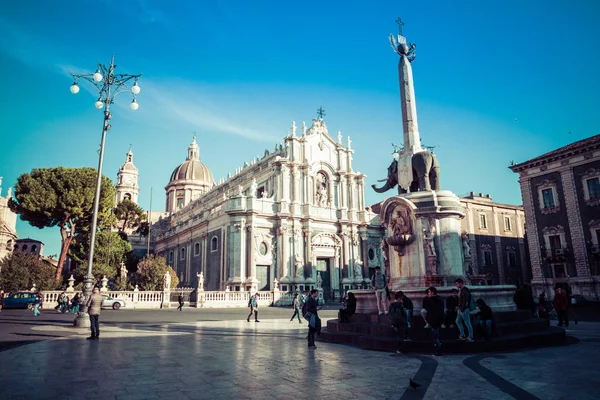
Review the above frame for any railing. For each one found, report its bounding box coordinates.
[37,289,300,309]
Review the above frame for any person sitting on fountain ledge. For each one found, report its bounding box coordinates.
[371,267,388,315]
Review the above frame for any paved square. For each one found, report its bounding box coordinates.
[0,308,599,399]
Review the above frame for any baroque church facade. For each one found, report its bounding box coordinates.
[146,118,383,299]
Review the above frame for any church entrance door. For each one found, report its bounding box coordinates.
[316,258,332,301]
[256,265,270,291]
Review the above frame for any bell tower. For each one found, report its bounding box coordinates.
[115,148,139,204]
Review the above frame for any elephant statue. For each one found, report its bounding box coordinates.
[372,152,440,194]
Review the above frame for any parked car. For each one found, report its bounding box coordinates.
[101,295,126,310]
[570,294,589,307]
[2,292,37,309]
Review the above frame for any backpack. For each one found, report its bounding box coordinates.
[389,303,406,325]
[301,300,308,317]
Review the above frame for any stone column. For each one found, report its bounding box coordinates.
[281,226,290,279]
[247,224,258,292]
[304,228,312,273]
[339,175,347,209]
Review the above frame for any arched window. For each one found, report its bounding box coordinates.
[180,247,186,260]
[31,245,37,253]
[211,237,218,252]
[124,193,132,201]
[22,245,28,251]
[194,242,200,256]
[169,251,174,263]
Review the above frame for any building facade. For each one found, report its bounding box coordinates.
[510,134,600,299]
[459,192,530,286]
[14,238,44,256]
[153,118,380,299]
[0,179,17,261]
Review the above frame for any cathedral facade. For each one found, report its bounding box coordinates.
[151,118,384,299]
[0,179,18,261]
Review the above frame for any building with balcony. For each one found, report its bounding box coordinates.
[510,134,600,299]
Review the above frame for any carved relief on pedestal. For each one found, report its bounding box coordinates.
[384,205,415,256]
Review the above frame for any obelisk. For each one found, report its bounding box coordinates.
[389,19,423,190]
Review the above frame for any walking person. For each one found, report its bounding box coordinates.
[290,293,302,323]
[455,278,474,342]
[0,289,4,312]
[247,293,260,322]
[33,292,43,316]
[305,289,321,348]
[442,289,459,328]
[86,288,104,340]
[397,291,414,340]
[389,292,407,353]
[423,286,445,356]
[371,266,388,315]
[177,293,184,311]
[71,293,80,315]
[553,287,569,328]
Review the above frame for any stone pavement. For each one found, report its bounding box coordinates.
[0,309,599,400]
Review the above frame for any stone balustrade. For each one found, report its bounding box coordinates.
[37,289,298,309]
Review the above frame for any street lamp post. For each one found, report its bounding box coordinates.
[70,56,141,327]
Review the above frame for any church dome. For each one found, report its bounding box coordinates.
[165,136,214,213]
[169,159,213,183]
[168,136,213,184]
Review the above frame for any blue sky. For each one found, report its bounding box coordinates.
[0,0,598,257]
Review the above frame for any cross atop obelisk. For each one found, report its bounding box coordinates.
[395,17,404,36]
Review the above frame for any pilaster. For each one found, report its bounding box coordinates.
[520,177,543,280]
[560,169,590,276]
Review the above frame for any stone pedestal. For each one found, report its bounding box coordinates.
[351,285,517,314]
[161,289,170,309]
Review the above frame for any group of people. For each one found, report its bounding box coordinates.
[377,272,495,355]
[53,292,82,314]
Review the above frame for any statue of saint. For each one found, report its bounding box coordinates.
[462,234,472,257]
[390,210,411,236]
[250,178,257,196]
[163,270,171,290]
[120,262,127,282]
[354,262,363,279]
[295,255,304,278]
[316,272,322,289]
[423,226,436,257]
[197,272,204,290]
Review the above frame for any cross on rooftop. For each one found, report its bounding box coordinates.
[317,106,326,119]
[395,17,404,36]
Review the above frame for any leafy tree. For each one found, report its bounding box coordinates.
[0,252,58,292]
[114,199,146,234]
[136,254,179,290]
[9,167,115,281]
[71,230,132,285]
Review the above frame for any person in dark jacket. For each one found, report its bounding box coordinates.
[389,292,407,353]
[553,288,569,327]
[305,289,321,348]
[455,278,474,342]
[397,291,414,340]
[473,299,493,340]
[339,292,357,323]
[177,293,184,311]
[423,286,444,356]
[443,289,458,328]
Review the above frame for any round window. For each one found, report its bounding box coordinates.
[368,248,375,260]
[259,242,268,256]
